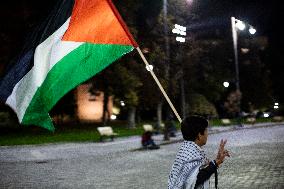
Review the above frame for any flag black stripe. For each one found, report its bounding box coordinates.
[0,0,74,101]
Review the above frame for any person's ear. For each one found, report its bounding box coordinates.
[197,133,201,141]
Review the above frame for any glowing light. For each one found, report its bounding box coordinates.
[77,85,107,121]
[174,24,186,32]
[172,24,186,43]
[249,27,256,34]
[274,106,279,109]
[176,37,185,42]
[172,28,179,34]
[112,107,120,115]
[177,30,186,36]
[186,0,193,5]
[110,115,117,120]
[241,48,250,54]
[275,102,279,105]
[236,20,245,30]
[120,101,125,106]
[223,81,229,88]
[263,113,269,118]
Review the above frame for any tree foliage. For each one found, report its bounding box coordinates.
[187,93,218,117]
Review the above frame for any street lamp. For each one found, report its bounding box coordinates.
[120,101,125,107]
[172,24,186,42]
[163,0,170,79]
[274,102,279,109]
[160,0,170,140]
[223,81,230,88]
[249,27,256,35]
[172,24,187,119]
[231,17,256,125]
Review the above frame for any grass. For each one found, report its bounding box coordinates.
[0,118,281,146]
[0,121,146,146]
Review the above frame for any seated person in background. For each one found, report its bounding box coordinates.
[141,131,160,149]
[165,117,177,137]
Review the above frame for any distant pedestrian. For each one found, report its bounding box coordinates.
[166,116,177,137]
[168,115,230,189]
[164,115,177,140]
[141,131,160,150]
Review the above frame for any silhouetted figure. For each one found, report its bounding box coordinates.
[141,131,159,150]
[165,116,177,139]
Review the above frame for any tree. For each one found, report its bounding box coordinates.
[180,38,234,117]
[111,59,142,128]
[223,90,242,118]
[187,93,218,117]
[89,55,142,128]
[134,1,168,128]
[50,89,77,125]
[238,37,274,111]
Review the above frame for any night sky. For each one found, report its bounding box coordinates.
[193,0,283,100]
[235,0,283,101]
[0,0,283,100]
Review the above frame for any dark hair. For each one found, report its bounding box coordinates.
[181,115,209,141]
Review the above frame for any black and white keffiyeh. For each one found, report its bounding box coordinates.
[168,141,209,189]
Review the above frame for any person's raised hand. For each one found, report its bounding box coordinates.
[215,139,230,167]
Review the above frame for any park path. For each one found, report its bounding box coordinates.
[0,123,283,188]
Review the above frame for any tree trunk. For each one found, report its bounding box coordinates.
[156,101,163,130]
[127,106,136,128]
[102,90,109,126]
[180,75,186,120]
[136,108,141,124]
[164,108,172,141]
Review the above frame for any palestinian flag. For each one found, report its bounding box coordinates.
[0,0,138,131]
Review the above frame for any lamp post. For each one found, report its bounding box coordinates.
[163,0,170,79]
[231,17,241,92]
[231,17,256,125]
[162,0,170,140]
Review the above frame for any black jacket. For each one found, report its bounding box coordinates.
[195,160,218,189]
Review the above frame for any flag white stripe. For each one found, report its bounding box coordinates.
[6,18,83,121]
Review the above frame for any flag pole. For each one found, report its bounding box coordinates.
[136,47,182,123]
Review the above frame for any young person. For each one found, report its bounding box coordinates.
[168,115,230,189]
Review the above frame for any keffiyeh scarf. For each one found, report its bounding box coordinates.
[168,141,209,189]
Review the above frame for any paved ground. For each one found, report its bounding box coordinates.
[0,123,284,189]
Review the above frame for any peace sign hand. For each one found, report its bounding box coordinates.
[215,139,230,167]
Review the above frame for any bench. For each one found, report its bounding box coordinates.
[143,124,154,132]
[97,126,118,142]
[246,117,256,124]
[221,119,231,125]
[273,116,283,122]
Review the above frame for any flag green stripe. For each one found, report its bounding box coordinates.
[22,43,133,131]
